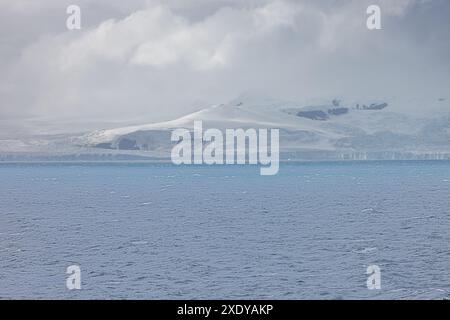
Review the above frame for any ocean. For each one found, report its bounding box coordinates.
[0,161,449,299]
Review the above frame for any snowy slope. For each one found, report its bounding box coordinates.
[77,97,449,153]
[2,97,450,160]
[81,100,338,145]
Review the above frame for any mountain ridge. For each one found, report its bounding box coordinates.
[1,97,450,161]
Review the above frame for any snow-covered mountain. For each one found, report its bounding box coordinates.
[2,97,450,161]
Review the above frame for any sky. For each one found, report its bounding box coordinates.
[0,0,449,137]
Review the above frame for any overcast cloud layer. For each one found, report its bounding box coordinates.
[0,0,449,137]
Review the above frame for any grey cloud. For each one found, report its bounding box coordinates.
[0,0,449,137]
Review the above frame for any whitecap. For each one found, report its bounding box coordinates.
[361,208,377,213]
[131,241,148,246]
[355,247,378,254]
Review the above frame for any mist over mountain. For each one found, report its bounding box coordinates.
[1,1,449,160]
[1,0,450,137]
[2,96,450,161]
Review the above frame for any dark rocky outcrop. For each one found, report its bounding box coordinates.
[328,107,349,116]
[118,138,139,150]
[356,103,388,110]
[297,110,329,121]
[94,142,113,149]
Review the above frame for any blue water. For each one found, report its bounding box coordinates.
[0,161,449,299]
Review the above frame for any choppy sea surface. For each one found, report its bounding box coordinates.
[0,161,449,299]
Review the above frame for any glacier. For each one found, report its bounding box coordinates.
[1,97,450,161]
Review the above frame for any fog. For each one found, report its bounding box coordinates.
[0,0,449,137]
